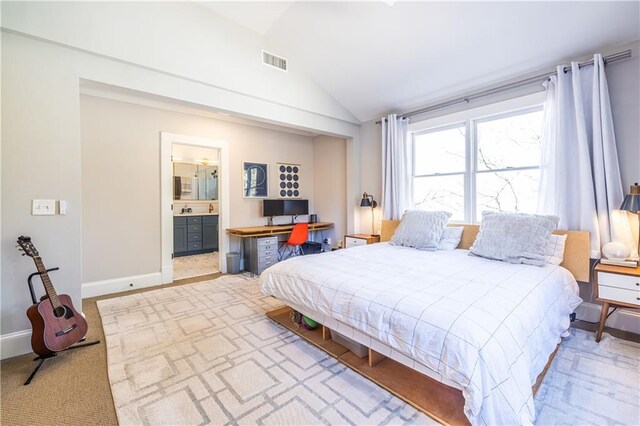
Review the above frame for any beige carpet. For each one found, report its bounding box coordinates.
[97,275,435,425]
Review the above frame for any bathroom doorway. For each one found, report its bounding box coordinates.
[160,133,230,283]
[172,144,220,280]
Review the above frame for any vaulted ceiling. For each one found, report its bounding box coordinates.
[198,1,640,123]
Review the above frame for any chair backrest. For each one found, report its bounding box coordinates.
[287,223,308,246]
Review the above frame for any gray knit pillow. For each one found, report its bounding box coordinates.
[390,210,452,251]
[469,211,559,266]
[437,226,464,251]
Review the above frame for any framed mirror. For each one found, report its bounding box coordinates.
[173,162,218,200]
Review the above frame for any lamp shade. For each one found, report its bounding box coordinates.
[360,193,372,207]
[620,183,640,213]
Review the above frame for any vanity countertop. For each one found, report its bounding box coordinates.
[174,213,218,217]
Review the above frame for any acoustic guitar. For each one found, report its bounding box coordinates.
[17,236,88,357]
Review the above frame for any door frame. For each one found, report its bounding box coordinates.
[160,132,230,282]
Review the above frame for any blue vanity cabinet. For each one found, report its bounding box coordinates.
[202,215,219,250]
[173,217,188,255]
[174,215,218,257]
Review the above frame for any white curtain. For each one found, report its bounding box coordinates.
[381,114,411,220]
[538,54,624,258]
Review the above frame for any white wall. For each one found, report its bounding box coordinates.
[80,94,315,283]
[358,120,383,234]
[1,2,361,358]
[2,1,359,125]
[313,136,347,247]
[607,41,640,191]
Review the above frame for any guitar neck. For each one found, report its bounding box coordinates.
[33,257,62,309]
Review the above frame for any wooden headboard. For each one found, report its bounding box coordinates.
[380,220,590,282]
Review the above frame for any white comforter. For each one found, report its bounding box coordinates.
[260,243,582,426]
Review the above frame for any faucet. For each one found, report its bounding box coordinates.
[209,203,214,213]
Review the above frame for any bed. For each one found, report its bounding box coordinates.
[260,221,589,425]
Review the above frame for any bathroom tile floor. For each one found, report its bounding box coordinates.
[173,252,219,280]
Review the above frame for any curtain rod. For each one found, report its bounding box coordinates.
[376,49,632,124]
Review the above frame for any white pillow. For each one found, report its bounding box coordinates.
[545,234,567,265]
[469,211,559,266]
[390,210,452,251]
[437,226,464,251]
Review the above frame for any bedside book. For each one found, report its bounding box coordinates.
[601,258,639,268]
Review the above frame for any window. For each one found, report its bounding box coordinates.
[411,95,544,223]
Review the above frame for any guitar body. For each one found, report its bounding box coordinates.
[26,303,52,357]
[17,235,90,357]
[26,295,88,356]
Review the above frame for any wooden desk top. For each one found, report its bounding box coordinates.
[227,222,334,237]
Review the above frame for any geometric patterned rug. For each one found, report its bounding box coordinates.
[173,252,219,280]
[97,275,435,425]
[534,326,640,425]
[97,275,640,425]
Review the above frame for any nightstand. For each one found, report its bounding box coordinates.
[593,263,640,342]
[344,234,380,248]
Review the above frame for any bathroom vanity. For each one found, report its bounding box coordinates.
[174,214,219,256]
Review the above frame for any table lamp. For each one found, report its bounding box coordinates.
[360,192,379,236]
[620,182,640,261]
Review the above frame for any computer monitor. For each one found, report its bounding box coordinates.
[263,199,284,217]
[283,199,309,216]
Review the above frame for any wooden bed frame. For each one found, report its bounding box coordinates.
[266,221,590,425]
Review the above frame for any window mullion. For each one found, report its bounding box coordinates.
[466,119,476,224]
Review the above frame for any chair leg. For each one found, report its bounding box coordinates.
[280,244,292,261]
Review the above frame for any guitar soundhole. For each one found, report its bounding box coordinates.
[53,306,66,318]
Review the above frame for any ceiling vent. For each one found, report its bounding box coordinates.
[262,50,288,72]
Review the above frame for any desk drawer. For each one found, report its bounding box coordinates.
[598,285,640,306]
[598,272,640,291]
[258,249,276,258]
[259,252,277,262]
[258,237,278,246]
[259,257,277,268]
[345,237,366,248]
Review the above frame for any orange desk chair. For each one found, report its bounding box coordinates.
[278,223,308,260]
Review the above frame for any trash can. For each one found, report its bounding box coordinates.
[226,252,241,274]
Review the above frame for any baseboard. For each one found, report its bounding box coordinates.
[161,264,173,284]
[575,302,640,335]
[1,329,32,360]
[82,272,162,298]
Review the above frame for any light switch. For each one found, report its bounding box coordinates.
[59,200,67,215]
[32,199,56,215]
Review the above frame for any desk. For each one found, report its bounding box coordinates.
[227,222,334,238]
[227,222,334,275]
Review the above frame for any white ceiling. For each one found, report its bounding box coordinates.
[199,1,640,122]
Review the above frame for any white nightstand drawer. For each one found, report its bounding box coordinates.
[598,271,640,291]
[345,237,366,248]
[598,285,640,306]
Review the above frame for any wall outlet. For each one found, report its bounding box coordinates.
[32,199,56,215]
[323,238,332,245]
[59,200,67,215]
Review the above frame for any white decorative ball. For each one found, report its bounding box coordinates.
[602,242,631,260]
